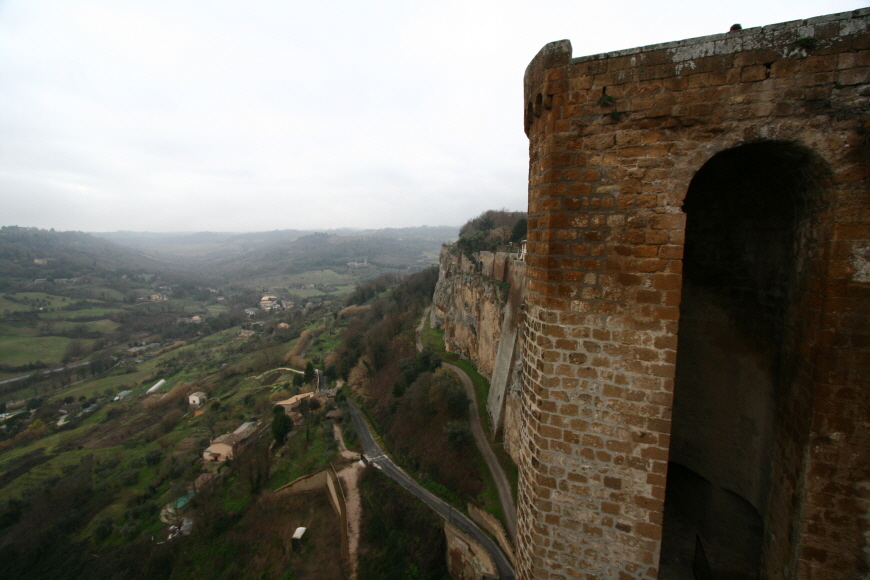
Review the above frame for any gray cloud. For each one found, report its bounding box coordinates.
[0,0,861,232]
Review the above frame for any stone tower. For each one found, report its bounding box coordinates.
[517,10,869,580]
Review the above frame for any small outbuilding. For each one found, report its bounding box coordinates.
[292,527,307,550]
[188,392,207,407]
[59,402,83,415]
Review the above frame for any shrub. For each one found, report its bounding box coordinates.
[444,421,473,449]
[119,469,140,486]
[145,449,164,466]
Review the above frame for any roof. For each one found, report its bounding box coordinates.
[276,392,317,408]
[233,421,256,438]
[189,391,207,398]
[213,433,243,446]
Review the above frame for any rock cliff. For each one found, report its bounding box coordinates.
[431,245,526,462]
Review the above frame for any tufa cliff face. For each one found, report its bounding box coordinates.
[431,246,511,379]
[431,245,527,462]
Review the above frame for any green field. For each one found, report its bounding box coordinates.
[0,335,79,367]
[251,269,361,291]
[41,307,125,320]
[49,319,120,334]
[82,286,126,301]
[0,292,72,313]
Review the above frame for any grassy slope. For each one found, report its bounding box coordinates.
[421,315,520,511]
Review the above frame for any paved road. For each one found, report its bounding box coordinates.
[415,307,518,541]
[346,400,515,580]
[0,361,91,386]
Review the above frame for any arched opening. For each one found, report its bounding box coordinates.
[660,141,830,579]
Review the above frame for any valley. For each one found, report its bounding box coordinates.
[0,222,520,580]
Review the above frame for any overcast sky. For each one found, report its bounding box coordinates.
[0,1,862,233]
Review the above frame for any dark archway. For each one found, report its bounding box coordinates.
[660,141,831,579]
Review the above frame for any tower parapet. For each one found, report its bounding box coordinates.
[517,10,870,580]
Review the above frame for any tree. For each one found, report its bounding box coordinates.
[478,216,495,235]
[509,217,527,243]
[271,406,292,445]
[238,441,271,495]
[62,339,87,363]
[444,421,473,448]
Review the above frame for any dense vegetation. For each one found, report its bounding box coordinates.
[0,220,512,579]
[333,268,490,507]
[357,466,450,580]
[0,226,174,288]
[454,208,526,258]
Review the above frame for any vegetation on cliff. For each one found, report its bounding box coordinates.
[357,466,450,580]
[453,208,526,259]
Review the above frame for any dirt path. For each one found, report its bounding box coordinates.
[333,423,363,580]
[417,307,517,542]
[247,367,304,381]
[445,362,518,542]
[415,307,427,352]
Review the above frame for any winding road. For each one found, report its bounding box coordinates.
[443,362,517,541]
[346,400,515,580]
[415,308,518,541]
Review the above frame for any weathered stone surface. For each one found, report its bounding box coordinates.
[432,246,528,463]
[514,9,870,580]
[431,247,511,379]
[445,521,498,580]
[434,10,869,579]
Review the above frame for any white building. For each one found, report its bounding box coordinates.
[188,392,207,407]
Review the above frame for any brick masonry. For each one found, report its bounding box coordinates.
[517,10,869,580]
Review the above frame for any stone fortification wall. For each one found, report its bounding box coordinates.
[468,503,516,567]
[518,9,869,580]
[445,521,498,580]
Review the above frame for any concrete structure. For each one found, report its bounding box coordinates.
[188,391,207,407]
[513,10,870,580]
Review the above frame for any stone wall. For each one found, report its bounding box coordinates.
[468,503,517,567]
[517,9,869,580]
[276,467,350,562]
[445,521,499,580]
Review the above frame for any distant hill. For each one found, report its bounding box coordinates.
[0,226,175,285]
[96,226,459,280]
[94,229,312,261]
[0,225,458,290]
